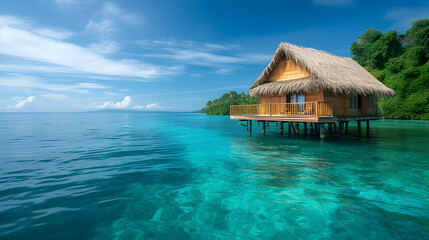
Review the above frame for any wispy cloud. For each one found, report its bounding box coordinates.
[134,85,250,97]
[137,39,269,68]
[0,15,162,78]
[11,96,36,109]
[138,39,232,52]
[385,8,429,31]
[86,2,142,36]
[142,48,270,66]
[86,19,115,36]
[313,0,353,6]
[89,40,119,54]
[0,74,111,93]
[101,2,142,24]
[41,94,69,100]
[34,28,74,39]
[96,96,131,109]
[145,103,158,109]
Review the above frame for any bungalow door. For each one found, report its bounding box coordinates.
[357,95,364,116]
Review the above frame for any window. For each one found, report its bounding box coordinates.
[290,94,296,103]
[349,95,356,109]
[297,94,305,103]
[353,96,357,109]
[367,96,374,109]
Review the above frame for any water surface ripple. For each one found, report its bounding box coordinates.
[0,112,428,239]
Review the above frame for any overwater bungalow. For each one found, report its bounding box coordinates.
[230,43,395,137]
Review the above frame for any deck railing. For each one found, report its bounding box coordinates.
[230,102,333,117]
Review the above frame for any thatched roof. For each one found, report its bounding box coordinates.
[249,42,395,97]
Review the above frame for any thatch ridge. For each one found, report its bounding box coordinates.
[249,42,395,97]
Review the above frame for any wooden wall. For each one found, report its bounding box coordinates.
[260,92,323,104]
[259,91,377,117]
[267,60,310,81]
[260,95,287,104]
[324,92,347,117]
[346,95,378,116]
[305,91,323,102]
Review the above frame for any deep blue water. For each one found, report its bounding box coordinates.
[0,112,428,240]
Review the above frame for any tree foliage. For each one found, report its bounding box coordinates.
[197,91,259,115]
[350,18,429,119]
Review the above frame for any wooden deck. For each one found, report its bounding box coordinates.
[230,115,337,123]
[230,102,336,123]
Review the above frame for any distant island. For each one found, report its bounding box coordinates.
[198,19,429,120]
[195,91,259,115]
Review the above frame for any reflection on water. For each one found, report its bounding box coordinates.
[0,113,428,239]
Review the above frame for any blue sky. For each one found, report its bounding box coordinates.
[0,0,427,112]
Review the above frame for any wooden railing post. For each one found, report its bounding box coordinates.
[230,102,334,117]
[316,102,318,117]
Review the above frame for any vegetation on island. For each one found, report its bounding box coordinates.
[199,19,428,119]
[350,18,429,119]
[195,91,259,115]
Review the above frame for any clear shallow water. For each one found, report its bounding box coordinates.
[0,112,428,240]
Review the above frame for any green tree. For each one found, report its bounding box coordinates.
[351,19,429,119]
[197,91,259,115]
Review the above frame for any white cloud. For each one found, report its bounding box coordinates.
[0,15,162,78]
[14,96,35,109]
[139,39,231,51]
[134,85,249,97]
[103,91,117,96]
[41,94,69,100]
[133,105,143,109]
[34,28,74,39]
[89,41,119,54]
[0,74,111,93]
[145,103,158,109]
[143,49,270,66]
[86,19,115,35]
[96,96,131,109]
[313,0,353,6]
[101,2,142,24]
[137,38,269,68]
[86,2,142,36]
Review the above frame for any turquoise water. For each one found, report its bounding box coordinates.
[0,112,428,240]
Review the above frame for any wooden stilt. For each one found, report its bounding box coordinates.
[320,124,325,138]
[338,121,343,135]
[288,122,292,136]
[345,121,349,134]
[249,120,252,133]
[262,121,266,134]
[290,122,297,135]
[357,121,361,137]
[310,123,313,136]
[280,122,284,135]
[295,122,300,135]
[304,123,307,135]
[333,123,337,135]
[328,123,332,135]
[366,121,370,136]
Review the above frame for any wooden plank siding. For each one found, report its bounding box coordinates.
[305,91,324,102]
[267,60,310,81]
[324,92,347,117]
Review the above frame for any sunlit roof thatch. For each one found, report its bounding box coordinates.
[248,42,395,97]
